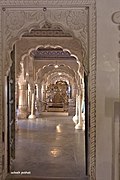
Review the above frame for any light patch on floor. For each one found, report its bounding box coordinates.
[11,116,86,178]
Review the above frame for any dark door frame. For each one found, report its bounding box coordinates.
[84,73,90,176]
[7,45,16,173]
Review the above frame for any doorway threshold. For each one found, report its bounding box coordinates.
[6,175,89,180]
[41,112,68,116]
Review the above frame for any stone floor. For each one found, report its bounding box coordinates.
[8,115,88,179]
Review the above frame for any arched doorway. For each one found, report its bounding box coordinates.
[7,41,88,179]
[2,3,96,179]
[6,26,88,179]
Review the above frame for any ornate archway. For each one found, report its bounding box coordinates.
[0,1,96,179]
[15,38,85,79]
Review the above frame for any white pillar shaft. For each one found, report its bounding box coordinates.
[76,95,78,115]
[73,94,78,123]
[18,82,28,119]
[75,95,82,130]
[28,91,30,112]
[31,93,34,115]
[38,85,42,112]
[28,93,36,119]
[78,95,82,126]
[36,85,38,99]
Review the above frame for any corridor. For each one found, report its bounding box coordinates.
[8,115,87,179]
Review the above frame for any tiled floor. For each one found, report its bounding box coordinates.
[9,115,87,179]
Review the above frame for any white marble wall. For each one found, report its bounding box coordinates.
[96,0,120,180]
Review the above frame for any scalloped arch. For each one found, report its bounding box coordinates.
[5,20,87,76]
[36,63,78,84]
[17,41,84,79]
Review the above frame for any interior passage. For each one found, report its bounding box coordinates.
[9,115,87,179]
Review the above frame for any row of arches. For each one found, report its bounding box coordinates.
[3,14,96,179]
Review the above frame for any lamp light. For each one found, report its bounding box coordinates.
[54,61,59,68]
[54,64,59,68]
[58,72,62,75]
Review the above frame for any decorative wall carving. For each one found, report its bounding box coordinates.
[23,23,72,37]
[0,1,96,179]
[6,11,26,30]
[112,11,120,24]
[3,7,88,75]
[66,9,87,30]
[89,5,96,179]
[30,47,76,60]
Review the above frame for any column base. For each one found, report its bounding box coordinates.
[18,113,27,119]
[72,115,78,124]
[75,122,82,130]
[82,121,85,131]
[28,114,36,119]
[18,107,28,119]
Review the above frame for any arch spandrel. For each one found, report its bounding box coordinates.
[3,7,88,75]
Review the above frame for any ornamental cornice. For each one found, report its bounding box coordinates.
[23,22,72,37]
[0,0,95,7]
[30,48,76,60]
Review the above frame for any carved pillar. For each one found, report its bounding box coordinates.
[35,84,39,117]
[28,92,36,119]
[15,81,19,109]
[27,83,36,119]
[27,84,31,114]
[73,94,79,124]
[18,82,28,119]
[75,91,83,130]
[81,82,85,131]
[38,84,42,113]
[42,83,46,111]
[72,84,77,99]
